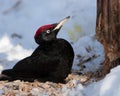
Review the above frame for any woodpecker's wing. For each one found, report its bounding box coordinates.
[2,55,59,79]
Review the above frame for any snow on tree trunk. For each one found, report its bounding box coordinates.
[96,0,120,76]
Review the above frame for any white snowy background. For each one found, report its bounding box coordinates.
[0,0,120,96]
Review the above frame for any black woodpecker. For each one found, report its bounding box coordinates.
[0,16,74,83]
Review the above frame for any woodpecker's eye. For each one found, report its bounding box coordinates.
[46,30,50,34]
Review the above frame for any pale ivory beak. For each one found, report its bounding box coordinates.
[53,16,70,31]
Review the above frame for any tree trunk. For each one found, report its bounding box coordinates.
[96,0,120,76]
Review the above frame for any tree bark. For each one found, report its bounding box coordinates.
[96,0,120,76]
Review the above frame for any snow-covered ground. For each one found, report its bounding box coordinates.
[0,0,119,96]
[84,66,120,96]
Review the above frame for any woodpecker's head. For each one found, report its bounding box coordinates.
[34,16,70,44]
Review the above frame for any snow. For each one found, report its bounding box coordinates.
[61,80,84,96]
[0,35,32,61]
[100,66,120,96]
[84,66,120,96]
[0,0,120,96]
[72,35,105,73]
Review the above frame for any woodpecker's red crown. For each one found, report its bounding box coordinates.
[35,24,55,38]
[34,16,70,44]
[34,16,70,39]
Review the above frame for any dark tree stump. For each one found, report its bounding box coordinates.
[96,0,120,76]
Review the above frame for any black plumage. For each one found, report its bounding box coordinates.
[0,16,74,83]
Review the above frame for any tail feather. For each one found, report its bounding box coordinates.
[0,74,12,81]
[1,69,35,82]
[0,69,13,81]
